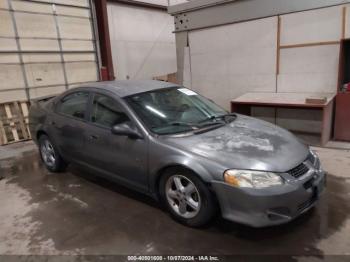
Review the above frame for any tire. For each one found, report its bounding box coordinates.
[159,167,217,227]
[38,134,67,172]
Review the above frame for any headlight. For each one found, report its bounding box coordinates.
[224,170,283,188]
[309,148,318,159]
[309,149,321,169]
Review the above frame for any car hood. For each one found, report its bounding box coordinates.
[162,115,309,173]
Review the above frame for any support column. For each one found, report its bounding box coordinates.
[94,0,115,81]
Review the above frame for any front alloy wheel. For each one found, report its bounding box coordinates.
[40,139,56,168]
[165,175,201,219]
[160,168,217,227]
[39,134,67,172]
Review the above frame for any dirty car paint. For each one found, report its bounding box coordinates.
[163,115,308,173]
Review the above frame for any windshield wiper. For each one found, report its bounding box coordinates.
[193,121,226,134]
[154,121,225,136]
[172,121,225,129]
[198,121,226,128]
[168,122,199,130]
[199,113,237,125]
[166,121,224,132]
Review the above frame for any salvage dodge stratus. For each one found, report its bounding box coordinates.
[29,80,326,227]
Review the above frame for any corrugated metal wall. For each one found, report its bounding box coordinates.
[0,0,100,103]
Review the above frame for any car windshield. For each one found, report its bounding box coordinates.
[125,87,234,135]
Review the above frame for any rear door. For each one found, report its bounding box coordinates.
[83,91,149,192]
[50,91,91,162]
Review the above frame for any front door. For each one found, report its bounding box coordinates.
[83,92,149,192]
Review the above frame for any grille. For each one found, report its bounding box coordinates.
[298,189,318,212]
[288,163,309,179]
[298,197,316,212]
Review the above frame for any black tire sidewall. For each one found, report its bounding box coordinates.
[38,135,65,172]
[159,168,217,227]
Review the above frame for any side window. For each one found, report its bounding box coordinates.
[91,94,129,128]
[56,92,89,120]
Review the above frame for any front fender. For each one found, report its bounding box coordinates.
[149,154,215,194]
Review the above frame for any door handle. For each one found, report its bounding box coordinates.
[89,134,99,140]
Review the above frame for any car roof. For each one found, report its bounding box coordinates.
[78,80,181,97]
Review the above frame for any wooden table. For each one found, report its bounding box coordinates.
[231,92,336,146]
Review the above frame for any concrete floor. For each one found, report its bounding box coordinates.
[1,142,350,258]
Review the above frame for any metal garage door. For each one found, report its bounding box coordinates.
[106,1,177,80]
[0,0,100,103]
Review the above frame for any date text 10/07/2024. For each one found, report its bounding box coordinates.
[127,256,220,261]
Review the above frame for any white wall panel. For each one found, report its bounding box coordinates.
[25,63,65,87]
[29,85,66,99]
[65,62,98,83]
[52,0,89,8]
[0,10,15,37]
[0,64,25,89]
[278,45,340,93]
[191,77,231,110]
[12,1,53,14]
[0,38,17,51]
[191,18,277,54]
[26,0,88,7]
[0,0,9,9]
[61,40,94,51]
[131,0,189,6]
[22,54,61,63]
[58,17,93,39]
[15,13,57,38]
[346,4,350,38]
[280,6,342,45]
[183,46,192,88]
[189,17,278,110]
[55,5,90,18]
[63,53,95,62]
[0,90,27,103]
[107,2,177,80]
[131,0,167,6]
[0,54,20,64]
[20,39,60,51]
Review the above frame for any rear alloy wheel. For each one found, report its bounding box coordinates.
[160,168,217,227]
[39,135,67,172]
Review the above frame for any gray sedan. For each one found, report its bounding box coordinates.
[29,80,326,227]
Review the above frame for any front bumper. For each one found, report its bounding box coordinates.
[212,169,326,227]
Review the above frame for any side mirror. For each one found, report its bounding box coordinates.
[111,123,142,139]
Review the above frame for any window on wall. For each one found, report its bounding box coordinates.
[91,94,129,128]
[57,92,89,120]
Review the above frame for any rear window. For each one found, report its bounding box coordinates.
[56,92,89,120]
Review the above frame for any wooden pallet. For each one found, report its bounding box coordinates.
[0,101,31,146]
